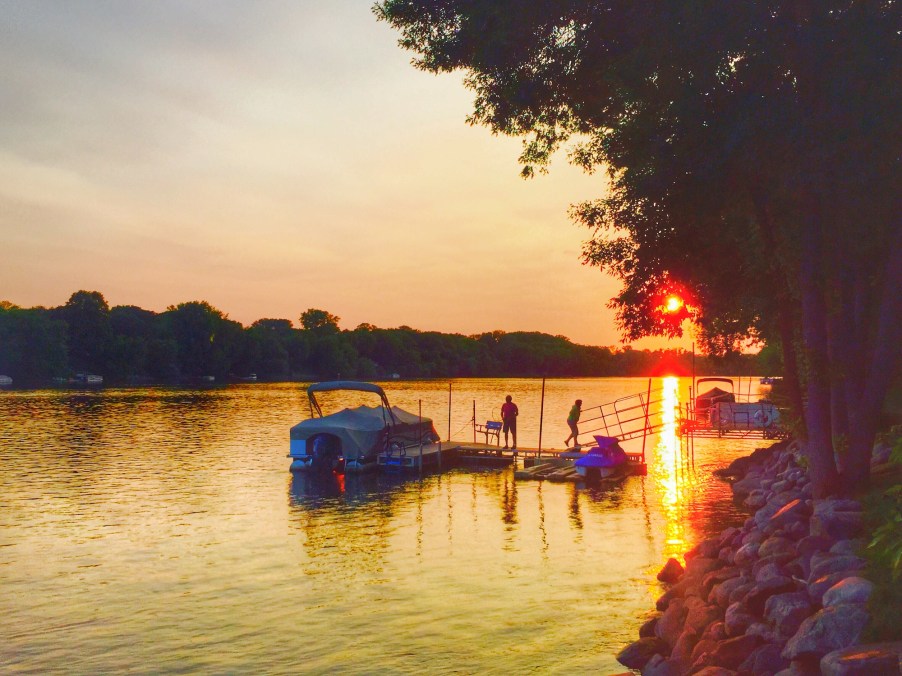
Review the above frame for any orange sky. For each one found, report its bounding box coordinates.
[0,2,690,350]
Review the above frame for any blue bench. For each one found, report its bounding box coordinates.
[475,420,502,445]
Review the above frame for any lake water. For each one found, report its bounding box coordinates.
[1,377,769,674]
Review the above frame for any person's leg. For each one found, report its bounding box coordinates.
[511,421,517,449]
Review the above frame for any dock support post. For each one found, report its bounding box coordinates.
[641,378,651,465]
[447,382,451,442]
[538,377,546,459]
[419,400,423,478]
[472,400,476,444]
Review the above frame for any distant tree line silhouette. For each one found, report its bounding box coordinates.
[0,291,770,386]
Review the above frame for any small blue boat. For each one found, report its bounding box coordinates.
[574,436,628,479]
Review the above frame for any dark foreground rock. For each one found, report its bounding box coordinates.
[617,439,897,675]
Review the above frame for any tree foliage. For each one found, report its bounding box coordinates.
[0,292,764,385]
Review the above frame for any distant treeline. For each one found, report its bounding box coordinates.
[0,291,775,385]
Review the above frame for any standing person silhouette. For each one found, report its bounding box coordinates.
[564,399,582,449]
[500,395,519,450]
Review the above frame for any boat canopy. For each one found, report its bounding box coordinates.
[307,381,387,395]
[289,404,438,460]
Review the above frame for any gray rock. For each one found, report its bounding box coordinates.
[708,634,763,669]
[655,597,687,648]
[724,601,756,636]
[820,641,902,675]
[639,614,660,637]
[728,580,756,605]
[759,535,796,559]
[734,542,761,568]
[808,571,861,605]
[701,621,728,642]
[829,539,862,556]
[640,653,680,676]
[733,471,765,498]
[713,577,747,609]
[746,621,779,643]
[797,535,833,557]
[685,602,723,634]
[808,554,867,583]
[746,489,768,509]
[692,667,739,675]
[743,575,798,616]
[669,628,698,672]
[810,501,865,540]
[702,566,740,599]
[686,556,725,580]
[783,604,870,661]
[765,592,814,639]
[657,557,684,583]
[739,642,791,675]
[767,497,811,530]
[822,577,874,608]
[617,636,669,669]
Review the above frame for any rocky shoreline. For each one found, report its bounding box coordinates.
[615,439,901,675]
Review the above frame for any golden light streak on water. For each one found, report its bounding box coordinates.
[650,376,690,561]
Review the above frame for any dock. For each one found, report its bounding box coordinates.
[375,440,647,481]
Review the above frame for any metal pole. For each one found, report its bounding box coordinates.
[538,377,546,458]
[447,382,452,442]
[419,399,423,478]
[641,378,652,465]
[473,400,476,444]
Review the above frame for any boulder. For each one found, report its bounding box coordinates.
[655,597,687,648]
[639,615,660,638]
[829,539,863,556]
[764,592,814,639]
[713,577,747,609]
[690,637,719,665]
[759,535,796,559]
[810,501,864,540]
[640,653,680,675]
[685,602,723,634]
[616,636,669,670]
[739,642,790,675]
[701,566,740,599]
[808,554,868,583]
[743,575,798,617]
[820,641,902,675]
[685,556,725,580]
[745,489,768,509]
[808,572,861,606]
[734,542,761,568]
[692,666,738,676]
[724,601,756,636]
[708,634,763,670]
[766,497,811,530]
[657,557,685,583]
[701,621,728,642]
[669,628,698,672]
[783,604,870,661]
[822,577,874,608]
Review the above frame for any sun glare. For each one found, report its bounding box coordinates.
[664,295,684,313]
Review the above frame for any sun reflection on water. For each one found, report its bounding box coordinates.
[650,376,691,561]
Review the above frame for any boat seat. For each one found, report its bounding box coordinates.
[475,420,502,446]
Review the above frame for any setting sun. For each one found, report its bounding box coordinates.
[664,295,684,313]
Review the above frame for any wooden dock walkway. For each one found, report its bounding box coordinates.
[377,440,647,482]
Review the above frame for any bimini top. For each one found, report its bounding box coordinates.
[307,381,386,396]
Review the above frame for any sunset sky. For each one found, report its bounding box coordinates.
[1,1,687,349]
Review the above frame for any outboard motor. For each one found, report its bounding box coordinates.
[310,435,341,473]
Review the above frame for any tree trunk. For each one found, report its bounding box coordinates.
[798,210,840,498]
[842,226,902,493]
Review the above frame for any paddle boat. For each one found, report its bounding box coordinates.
[288,381,439,474]
[574,435,629,479]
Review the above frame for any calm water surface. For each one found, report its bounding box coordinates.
[1,378,768,674]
